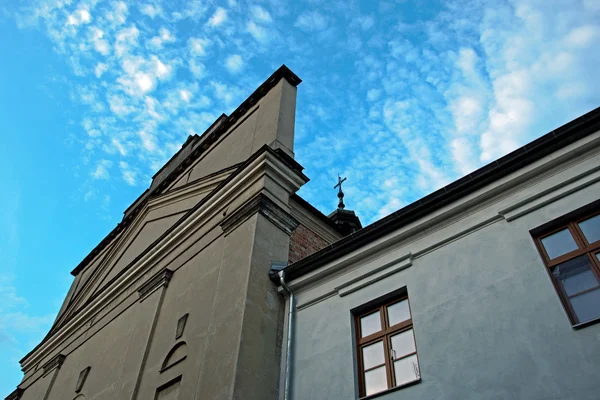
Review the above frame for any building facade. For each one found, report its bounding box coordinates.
[7,66,345,400]
[6,65,600,400]
[279,106,600,400]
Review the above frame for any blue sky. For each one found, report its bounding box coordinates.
[0,0,599,394]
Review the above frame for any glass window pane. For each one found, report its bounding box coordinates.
[390,329,416,358]
[362,341,385,370]
[541,229,578,259]
[570,288,600,323]
[360,311,381,337]
[393,354,420,387]
[579,214,600,244]
[552,255,600,296]
[551,255,600,296]
[596,252,599,263]
[364,366,388,396]
[387,300,410,326]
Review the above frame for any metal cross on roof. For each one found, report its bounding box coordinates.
[334,175,347,210]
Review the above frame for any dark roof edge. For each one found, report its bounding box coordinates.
[276,106,600,283]
[71,65,301,276]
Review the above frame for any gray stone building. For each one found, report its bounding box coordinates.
[6,65,600,400]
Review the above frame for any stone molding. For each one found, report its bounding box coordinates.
[138,268,174,302]
[5,388,23,400]
[42,354,66,377]
[498,163,600,222]
[221,193,299,235]
[75,366,91,393]
[175,314,188,340]
[336,254,413,297]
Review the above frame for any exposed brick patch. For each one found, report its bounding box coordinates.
[288,224,331,264]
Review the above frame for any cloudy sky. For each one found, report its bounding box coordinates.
[0,0,599,394]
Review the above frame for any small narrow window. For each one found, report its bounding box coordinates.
[355,296,420,397]
[534,208,600,325]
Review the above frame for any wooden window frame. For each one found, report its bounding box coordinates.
[354,295,421,398]
[533,208,600,326]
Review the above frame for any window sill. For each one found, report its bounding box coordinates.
[359,379,421,400]
[572,317,600,330]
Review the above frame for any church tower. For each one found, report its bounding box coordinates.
[7,66,345,400]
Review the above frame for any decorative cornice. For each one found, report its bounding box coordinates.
[138,268,173,301]
[42,354,66,376]
[221,193,299,235]
[5,388,23,400]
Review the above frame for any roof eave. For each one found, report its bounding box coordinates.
[277,106,600,284]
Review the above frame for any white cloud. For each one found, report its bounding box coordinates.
[138,130,157,152]
[119,161,136,185]
[367,89,381,102]
[446,47,488,149]
[84,189,95,201]
[117,71,154,96]
[112,139,128,156]
[106,1,128,26]
[92,159,112,179]
[0,312,54,336]
[115,25,139,57]
[250,6,272,23]
[565,25,600,48]
[225,54,244,74]
[207,7,227,27]
[150,56,173,80]
[108,94,134,116]
[148,27,175,49]
[144,96,163,120]
[95,62,108,78]
[163,83,208,114]
[210,81,243,108]
[171,1,208,21]
[67,7,91,26]
[136,74,154,92]
[179,89,192,102]
[246,21,269,43]
[189,59,206,78]
[188,37,211,56]
[376,197,403,220]
[356,15,374,30]
[382,98,450,191]
[89,27,110,55]
[116,55,173,96]
[140,4,162,19]
[295,11,328,31]
[82,117,102,137]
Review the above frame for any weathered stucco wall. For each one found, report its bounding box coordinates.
[289,133,600,400]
